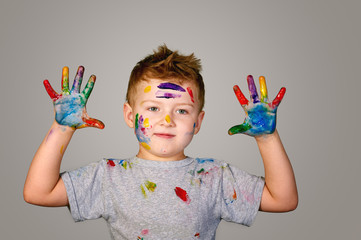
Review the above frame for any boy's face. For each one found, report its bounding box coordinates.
[124,79,205,161]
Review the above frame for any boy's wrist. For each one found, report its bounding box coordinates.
[51,120,76,133]
[254,129,279,143]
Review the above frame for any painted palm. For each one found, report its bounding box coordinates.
[43,66,104,129]
[228,75,285,136]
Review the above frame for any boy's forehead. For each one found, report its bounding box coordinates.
[136,78,197,94]
[134,78,199,105]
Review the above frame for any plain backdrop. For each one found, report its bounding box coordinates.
[1,0,360,239]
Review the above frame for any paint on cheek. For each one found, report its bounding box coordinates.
[144,86,151,93]
[157,82,186,92]
[144,118,149,128]
[135,113,151,145]
[187,87,194,103]
[141,142,151,150]
[174,187,191,204]
[165,115,171,123]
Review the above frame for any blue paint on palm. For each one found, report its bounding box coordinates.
[246,104,276,135]
[54,93,84,128]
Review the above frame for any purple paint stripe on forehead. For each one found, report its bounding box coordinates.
[157,82,186,92]
[156,91,182,99]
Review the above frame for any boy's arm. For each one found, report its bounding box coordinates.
[23,66,104,207]
[23,122,74,206]
[256,130,298,212]
[228,75,298,212]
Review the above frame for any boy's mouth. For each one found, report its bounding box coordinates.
[154,133,175,139]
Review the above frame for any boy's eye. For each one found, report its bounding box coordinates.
[177,109,188,115]
[148,107,159,112]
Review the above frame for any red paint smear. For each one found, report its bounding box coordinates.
[175,187,190,204]
[233,189,237,200]
[271,87,286,108]
[107,160,115,167]
[233,85,249,106]
[195,233,200,238]
[187,87,194,103]
[43,80,60,101]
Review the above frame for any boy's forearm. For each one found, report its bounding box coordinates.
[24,121,74,206]
[256,130,298,212]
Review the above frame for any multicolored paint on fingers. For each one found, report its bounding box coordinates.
[247,75,260,103]
[228,75,285,136]
[43,66,105,129]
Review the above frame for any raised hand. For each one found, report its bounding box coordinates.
[228,75,285,137]
[43,66,105,129]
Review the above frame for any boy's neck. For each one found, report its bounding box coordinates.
[136,151,187,162]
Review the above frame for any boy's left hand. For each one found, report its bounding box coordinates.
[228,75,285,137]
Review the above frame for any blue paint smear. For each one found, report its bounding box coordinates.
[157,82,186,92]
[246,104,276,135]
[54,94,83,127]
[196,158,215,164]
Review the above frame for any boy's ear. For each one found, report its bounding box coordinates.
[123,102,134,128]
[194,111,205,135]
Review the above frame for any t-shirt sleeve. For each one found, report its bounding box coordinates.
[220,163,265,226]
[61,160,106,222]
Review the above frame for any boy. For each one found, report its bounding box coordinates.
[24,45,298,239]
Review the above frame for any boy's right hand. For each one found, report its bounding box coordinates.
[43,66,105,129]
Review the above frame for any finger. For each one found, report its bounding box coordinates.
[43,80,60,101]
[71,66,84,93]
[82,75,96,100]
[61,66,70,95]
[259,76,268,103]
[271,87,286,109]
[247,75,260,103]
[80,116,105,129]
[228,122,252,135]
[233,85,249,106]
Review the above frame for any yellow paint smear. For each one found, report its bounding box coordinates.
[165,115,171,123]
[141,142,151,150]
[60,145,64,154]
[144,118,149,128]
[144,86,151,93]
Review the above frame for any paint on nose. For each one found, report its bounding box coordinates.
[165,115,171,123]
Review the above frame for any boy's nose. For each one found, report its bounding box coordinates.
[161,114,175,127]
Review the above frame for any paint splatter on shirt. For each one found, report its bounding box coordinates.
[62,157,264,239]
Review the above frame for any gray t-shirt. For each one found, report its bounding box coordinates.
[61,157,264,240]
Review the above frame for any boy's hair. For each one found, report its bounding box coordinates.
[126,45,205,111]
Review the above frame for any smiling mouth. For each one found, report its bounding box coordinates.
[154,133,175,139]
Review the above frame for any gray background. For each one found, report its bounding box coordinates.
[1,0,360,239]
